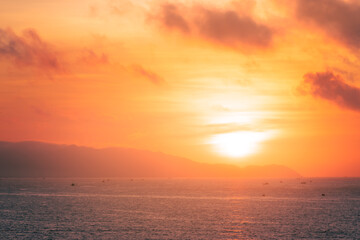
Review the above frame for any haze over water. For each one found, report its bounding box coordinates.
[1,178,359,239]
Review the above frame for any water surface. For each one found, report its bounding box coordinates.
[0,178,359,239]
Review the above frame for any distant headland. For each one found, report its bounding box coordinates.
[0,141,301,178]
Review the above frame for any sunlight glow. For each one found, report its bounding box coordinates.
[209,131,273,158]
[208,113,254,125]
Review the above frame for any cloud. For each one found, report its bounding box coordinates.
[295,0,360,49]
[153,3,274,50]
[109,0,135,16]
[0,28,62,72]
[299,71,360,111]
[195,8,273,48]
[211,105,231,112]
[158,3,190,33]
[30,106,52,119]
[131,65,165,85]
[78,49,109,65]
[88,5,99,18]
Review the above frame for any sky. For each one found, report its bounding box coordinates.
[1,0,360,177]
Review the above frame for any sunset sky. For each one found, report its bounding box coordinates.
[1,0,360,177]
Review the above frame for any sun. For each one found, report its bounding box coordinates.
[209,131,272,158]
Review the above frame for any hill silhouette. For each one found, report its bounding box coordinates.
[0,141,301,178]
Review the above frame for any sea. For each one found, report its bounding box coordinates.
[0,178,359,239]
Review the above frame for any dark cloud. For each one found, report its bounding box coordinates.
[296,0,360,49]
[195,8,273,48]
[154,3,274,49]
[158,4,190,33]
[0,28,62,72]
[299,71,360,111]
[132,65,165,85]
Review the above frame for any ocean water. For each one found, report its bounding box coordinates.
[0,178,359,239]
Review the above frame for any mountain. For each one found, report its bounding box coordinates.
[0,141,301,178]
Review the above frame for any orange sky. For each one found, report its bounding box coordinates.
[1,0,360,177]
